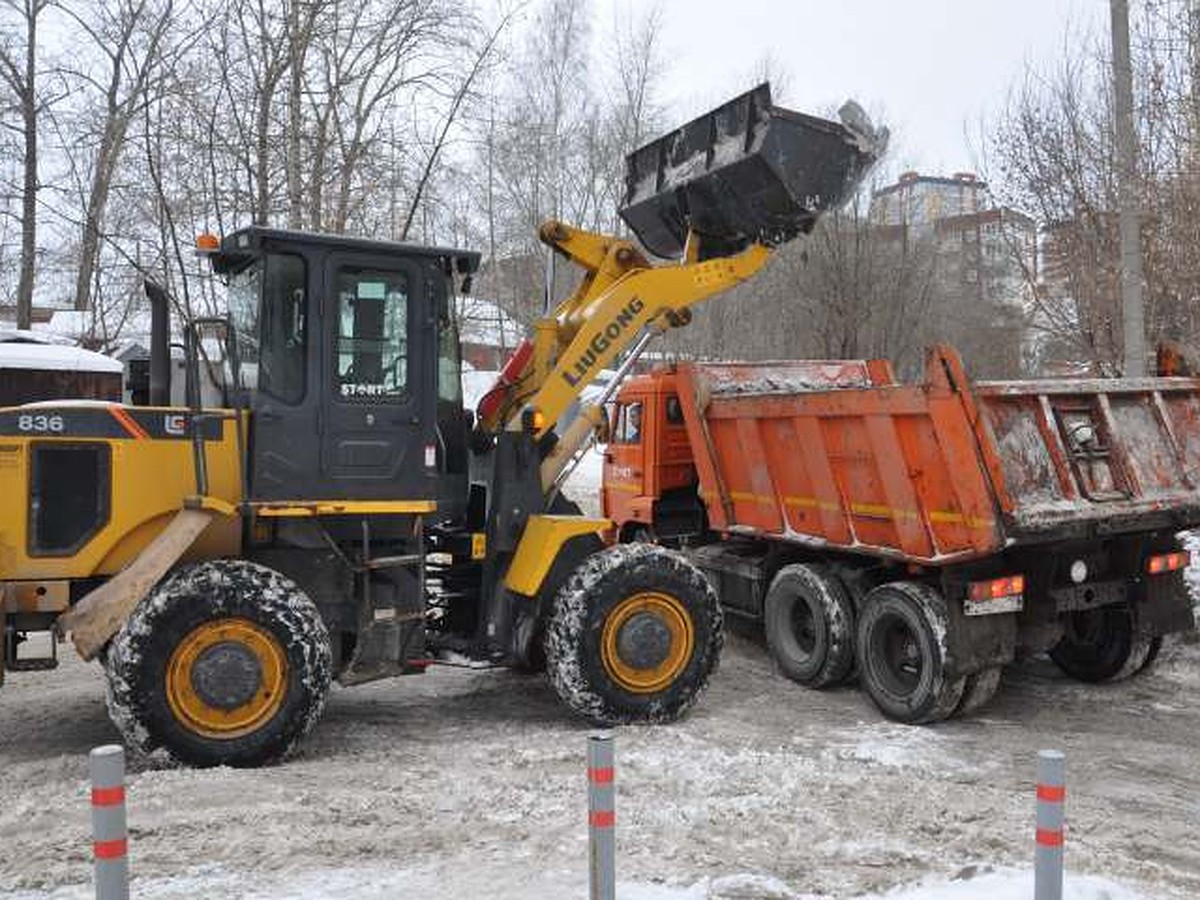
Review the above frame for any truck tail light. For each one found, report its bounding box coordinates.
[969,574,1025,602]
[1147,551,1189,575]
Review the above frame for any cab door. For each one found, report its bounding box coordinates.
[602,396,649,526]
[246,250,320,500]
[320,254,432,499]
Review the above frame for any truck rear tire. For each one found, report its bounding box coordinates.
[1050,603,1157,683]
[104,559,333,767]
[856,582,966,724]
[545,543,722,725]
[763,563,855,688]
[954,666,1001,717]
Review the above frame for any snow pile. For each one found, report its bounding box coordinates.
[855,867,1145,899]
[6,865,1148,899]
[831,723,976,775]
[462,368,501,412]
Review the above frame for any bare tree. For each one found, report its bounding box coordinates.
[57,0,174,314]
[0,0,50,328]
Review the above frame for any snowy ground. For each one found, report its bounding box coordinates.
[3,620,1199,898]
[3,394,1199,897]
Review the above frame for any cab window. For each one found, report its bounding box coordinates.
[615,401,644,444]
[228,252,307,404]
[335,268,409,400]
[665,395,684,424]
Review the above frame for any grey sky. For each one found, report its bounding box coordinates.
[597,0,1107,178]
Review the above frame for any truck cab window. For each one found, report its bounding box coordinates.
[335,268,408,400]
[666,396,684,424]
[616,402,644,444]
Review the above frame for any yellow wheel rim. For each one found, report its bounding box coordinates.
[165,618,287,740]
[600,592,695,694]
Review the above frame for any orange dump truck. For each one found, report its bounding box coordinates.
[602,346,1200,722]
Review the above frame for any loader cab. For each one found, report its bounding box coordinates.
[602,370,701,540]
[209,227,479,517]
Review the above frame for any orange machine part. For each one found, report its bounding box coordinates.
[606,346,1200,566]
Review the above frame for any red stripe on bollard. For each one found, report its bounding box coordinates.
[1036,828,1064,847]
[94,838,128,860]
[1037,784,1065,802]
[588,767,614,784]
[91,786,126,807]
[589,810,615,828]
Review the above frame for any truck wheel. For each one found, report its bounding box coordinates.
[1138,636,1164,673]
[545,543,723,725]
[856,582,966,724]
[1049,603,1156,683]
[954,666,1001,717]
[104,560,333,767]
[763,563,855,688]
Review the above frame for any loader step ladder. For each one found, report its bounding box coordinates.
[337,515,429,685]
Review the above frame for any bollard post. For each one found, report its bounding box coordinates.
[89,745,129,900]
[587,732,615,900]
[1035,749,1065,900]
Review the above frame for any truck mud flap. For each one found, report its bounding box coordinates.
[57,508,214,660]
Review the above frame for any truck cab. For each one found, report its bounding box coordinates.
[602,370,703,541]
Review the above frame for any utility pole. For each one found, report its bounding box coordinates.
[1111,0,1145,375]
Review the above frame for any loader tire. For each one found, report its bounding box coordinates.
[545,543,722,725]
[763,563,855,688]
[856,582,966,724]
[1049,603,1157,683]
[954,666,1002,718]
[104,559,332,768]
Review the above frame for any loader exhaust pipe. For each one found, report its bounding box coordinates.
[146,280,171,406]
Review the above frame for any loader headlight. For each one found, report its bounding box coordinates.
[521,405,547,434]
[1069,560,1088,584]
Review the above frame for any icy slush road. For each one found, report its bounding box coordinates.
[1,627,1198,899]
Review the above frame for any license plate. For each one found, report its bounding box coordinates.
[964,594,1024,616]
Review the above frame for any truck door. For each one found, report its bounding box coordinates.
[321,254,429,499]
[603,398,649,526]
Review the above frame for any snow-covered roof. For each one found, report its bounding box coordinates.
[457,295,525,348]
[0,328,72,346]
[0,342,124,373]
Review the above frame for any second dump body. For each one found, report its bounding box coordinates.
[603,346,1198,722]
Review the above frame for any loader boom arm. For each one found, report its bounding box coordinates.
[478,221,771,438]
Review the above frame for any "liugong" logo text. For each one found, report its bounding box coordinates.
[560,297,645,388]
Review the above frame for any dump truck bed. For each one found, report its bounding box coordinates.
[675,347,1200,565]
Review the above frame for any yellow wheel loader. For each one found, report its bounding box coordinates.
[0,85,884,766]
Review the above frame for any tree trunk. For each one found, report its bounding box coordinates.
[15,1,37,330]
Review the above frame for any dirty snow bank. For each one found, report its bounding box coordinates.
[7,865,1146,899]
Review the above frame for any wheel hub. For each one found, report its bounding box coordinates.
[600,592,695,694]
[166,618,288,740]
[616,612,673,670]
[877,615,922,693]
[190,642,264,711]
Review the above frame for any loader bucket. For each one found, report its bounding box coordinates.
[620,83,886,259]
